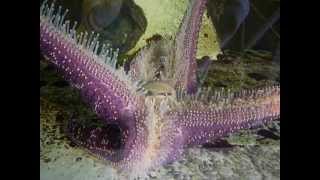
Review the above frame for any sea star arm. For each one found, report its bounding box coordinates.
[40,1,142,126]
[167,85,280,146]
[40,1,149,168]
[127,0,208,93]
[173,0,208,94]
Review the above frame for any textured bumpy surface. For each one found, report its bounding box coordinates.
[170,86,279,146]
[174,0,208,94]
[40,1,149,170]
[40,0,280,178]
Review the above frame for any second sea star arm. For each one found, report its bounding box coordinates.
[167,85,280,146]
[173,0,208,94]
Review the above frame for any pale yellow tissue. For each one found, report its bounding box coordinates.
[129,0,221,59]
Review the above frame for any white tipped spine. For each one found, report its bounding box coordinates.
[40,0,141,94]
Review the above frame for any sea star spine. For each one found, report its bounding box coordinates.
[40,1,139,124]
[174,0,208,94]
[168,85,280,146]
[127,0,208,94]
[40,1,148,168]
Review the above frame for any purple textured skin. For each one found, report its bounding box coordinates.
[40,19,149,167]
[167,87,280,146]
[174,0,208,94]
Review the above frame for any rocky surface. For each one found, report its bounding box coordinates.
[129,0,221,59]
[79,0,147,55]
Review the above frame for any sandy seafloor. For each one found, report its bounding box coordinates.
[40,50,280,180]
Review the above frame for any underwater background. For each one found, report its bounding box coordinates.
[40,0,280,179]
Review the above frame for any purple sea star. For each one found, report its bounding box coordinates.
[40,0,280,177]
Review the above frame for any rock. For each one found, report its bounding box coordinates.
[207,0,250,49]
[129,0,221,59]
[80,0,147,57]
